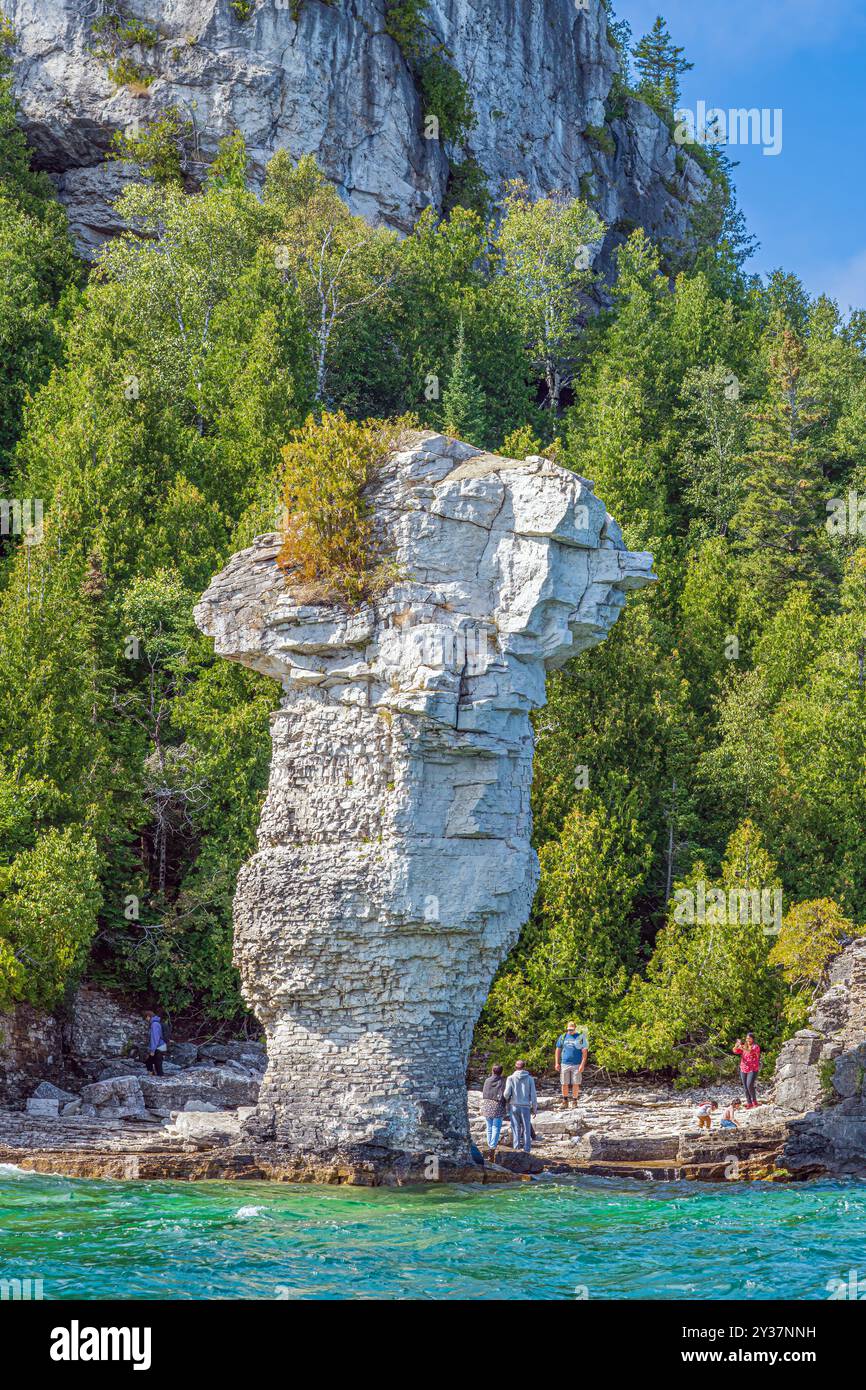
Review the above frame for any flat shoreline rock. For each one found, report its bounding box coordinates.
[0,1079,793,1186]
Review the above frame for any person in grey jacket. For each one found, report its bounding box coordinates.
[504,1060,537,1154]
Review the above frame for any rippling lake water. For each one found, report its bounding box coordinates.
[0,1166,861,1300]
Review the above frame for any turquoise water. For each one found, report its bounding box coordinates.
[0,1166,862,1300]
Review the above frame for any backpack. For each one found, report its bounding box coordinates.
[559,1031,586,1059]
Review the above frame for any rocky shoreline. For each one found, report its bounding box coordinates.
[0,1076,792,1187]
[1,988,793,1186]
[3,934,864,1188]
[470,1083,791,1182]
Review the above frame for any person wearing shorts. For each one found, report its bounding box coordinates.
[555,1022,588,1108]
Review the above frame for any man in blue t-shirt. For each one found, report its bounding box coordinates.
[555,1021,588,1108]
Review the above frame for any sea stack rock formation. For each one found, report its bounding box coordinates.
[194,432,655,1177]
[776,936,866,1177]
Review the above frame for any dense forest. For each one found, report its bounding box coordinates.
[1,9,864,1084]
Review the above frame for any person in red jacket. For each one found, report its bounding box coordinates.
[733,1033,761,1108]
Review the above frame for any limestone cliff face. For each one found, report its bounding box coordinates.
[775,938,866,1177]
[6,0,706,256]
[194,432,654,1171]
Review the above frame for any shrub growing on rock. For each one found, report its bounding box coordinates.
[277,411,414,603]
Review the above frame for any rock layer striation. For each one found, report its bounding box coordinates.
[6,0,707,257]
[194,432,654,1173]
[775,937,866,1176]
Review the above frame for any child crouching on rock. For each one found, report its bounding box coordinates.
[719,1100,741,1129]
[694,1100,718,1131]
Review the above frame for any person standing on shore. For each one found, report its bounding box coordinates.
[145,1010,167,1076]
[733,1033,761,1108]
[504,1060,537,1154]
[555,1021,588,1108]
[480,1063,507,1158]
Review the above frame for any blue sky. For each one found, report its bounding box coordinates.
[614,0,866,311]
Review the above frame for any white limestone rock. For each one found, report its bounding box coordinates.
[139,1067,260,1111]
[26,1096,60,1118]
[194,432,656,1170]
[80,1076,147,1119]
[5,0,707,259]
[166,1110,243,1147]
[777,937,866,1176]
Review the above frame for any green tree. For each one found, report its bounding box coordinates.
[678,363,748,538]
[110,106,194,186]
[206,128,249,191]
[701,559,866,920]
[565,231,747,562]
[734,324,835,604]
[264,153,400,403]
[600,822,785,1082]
[441,318,486,444]
[632,15,693,110]
[770,899,859,994]
[0,827,102,1010]
[477,796,651,1071]
[496,181,604,418]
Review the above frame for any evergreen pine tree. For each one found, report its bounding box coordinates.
[734,326,833,604]
[632,15,693,110]
[442,318,487,445]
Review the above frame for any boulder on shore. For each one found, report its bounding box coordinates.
[575,1132,680,1162]
[33,1081,77,1104]
[80,1076,147,1120]
[139,1067,259,1113]
[26,1097,60,1118]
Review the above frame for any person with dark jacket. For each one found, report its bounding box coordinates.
[481,1063,507,1156]
[144,1011,167,1076]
